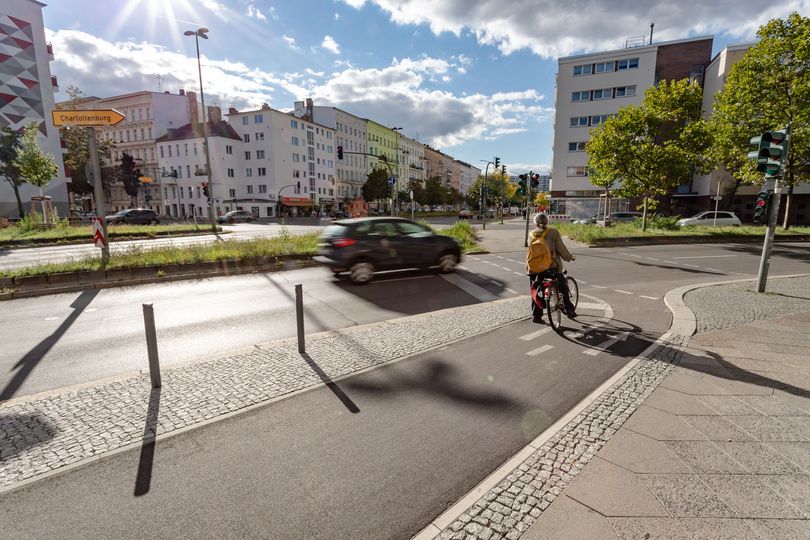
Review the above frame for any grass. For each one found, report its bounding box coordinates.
[2,224,481,279]
[0,223,218,245]
[556,222,810,245]
[424,220,482,252]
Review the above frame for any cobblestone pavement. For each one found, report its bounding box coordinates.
[0,297,529,490]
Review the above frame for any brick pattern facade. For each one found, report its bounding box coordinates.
[654,39,713,83]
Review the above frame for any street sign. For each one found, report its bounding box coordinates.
[712,195,722,201]
[51,109,125,127]
[388,176,396,186]
[91,217,106,248]
[409,190,414,200]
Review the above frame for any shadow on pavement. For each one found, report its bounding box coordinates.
[134,387,161,497]
[300,352,359,413]
[0,413,57,460]
[724,242,810,263]
[1,288,99,402]
[556,316,659,356]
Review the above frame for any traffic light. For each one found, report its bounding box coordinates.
[753,190,770,225]
[494,157,500,168]
[337,145,343,160]
[202,182,209,198]
[501,165,506,176]
[748,128,789,178]
[517,174,527,196]
[531,173,540,189]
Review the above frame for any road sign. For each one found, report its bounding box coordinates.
[388,176,396,186]
[712,195,722,201]
[409,190,414,200]
[51,109,125,127]
[91,217,106,248]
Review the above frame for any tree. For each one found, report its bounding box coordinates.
[586,79,712,230]
[424,176,446,206]
[15,121,58,221]
[362,168,389,204]
[586,166,618,223]
[118,153,141,207]
[710,12,810,229]
[534,191,550,209]
[407,179,427,206]
[0,127,25,217]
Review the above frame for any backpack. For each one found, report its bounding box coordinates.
[526,229,553,273]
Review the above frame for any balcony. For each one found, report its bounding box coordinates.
[51,75,58,88]
[46,42,54,59]
[409,163,423,170]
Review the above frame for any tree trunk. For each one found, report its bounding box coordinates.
[641,197,648,231]
[10,180,24,218]
[781,185,793,230]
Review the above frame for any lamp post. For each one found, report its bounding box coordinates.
[184,27,216,233]
[277,183,297,219]
[392,127,403,215]
[479,159,493,230]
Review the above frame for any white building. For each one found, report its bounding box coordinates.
[293,99,366,210]
[155,120,243,218]
[399,134,425,187]
[228,104,337,216]
[551,35,713,215]
[0,0,68,218]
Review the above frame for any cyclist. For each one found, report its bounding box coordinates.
[526,213,577,322]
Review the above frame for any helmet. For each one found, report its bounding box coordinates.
[534,213,548,226]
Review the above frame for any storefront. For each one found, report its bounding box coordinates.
[279,196,313,218]
[318,197,336,215]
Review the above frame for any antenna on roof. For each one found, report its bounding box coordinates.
[650,22,654,44]
[156,74,162,92]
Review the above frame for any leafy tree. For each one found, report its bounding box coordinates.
[407,179,427,206]
[465,172,514,209]
[0,127,25,217]
[15,121,58,221]
[587,79,712,230]
[710,12,810,229]
[445,186,463,207]
[362,168,389,204]
[424,176,446,206]
[534,191,550,209]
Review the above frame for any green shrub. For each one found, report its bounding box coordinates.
[637,213,681,231]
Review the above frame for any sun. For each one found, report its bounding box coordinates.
[107,0,218,51]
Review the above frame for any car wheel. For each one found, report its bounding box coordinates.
[229,218,235,224]
[349,261,374,284]
[150,219,158,225]
[437,252,459,273]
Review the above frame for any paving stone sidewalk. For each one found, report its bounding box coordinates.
[0,297,529,491]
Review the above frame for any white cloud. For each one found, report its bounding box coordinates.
[321,35,341,54]
[269,7,279,21]
[282,34,298,49]
[505,163,551,175]
[246,4,268,22]
[340,0,807,58]
[201,0,226,13]
[305,68,325,77]
[441,75,450,82]
[335,13,341,21]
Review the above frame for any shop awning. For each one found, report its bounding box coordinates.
[281,197,312,207]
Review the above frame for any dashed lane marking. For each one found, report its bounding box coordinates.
[591,285,607,289]
[646,257,660,261]
[639,295,659,300]
[578,279,588,284]
[614,289,634,295]
[526,344,554,356]
[673,254,738,259]
[662,260,678,265]
[440,273,499,302]
[704,268,723,273]
[683,264,700,268]
[513,272,524,277]
[505,288,519,295]
[519,327,552,341]
[577,302,609,311]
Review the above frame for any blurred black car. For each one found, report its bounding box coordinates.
[217,210,254,224]
[315,217,462,283]
[105,208,160,225]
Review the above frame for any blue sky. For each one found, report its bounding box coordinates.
[43,0,804,173]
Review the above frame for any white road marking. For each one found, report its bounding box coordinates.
[44,316,58,321]
[377,275,435,283]
[519,327,552,341]
[514,272,524,277]
[505,288,519,295]
[584,331,631,356]
[85,308,98,313]
[577,279,588,284]
[526,344,554,356]
[662,260,678,265]
[440,274,499,302]
[591,285,607,289]
[673,255,738,259]
[488,279,501,285]
[577,302,609,311]
[614,289,634,295]
[103,315,129,321]
[639,295,659,300]
[704,268,723,273]
[567,332,584,340]
[646,257,659,261]
[683,264,700,268]
[629,254,643,258]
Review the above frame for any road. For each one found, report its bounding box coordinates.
[2,230,809,538]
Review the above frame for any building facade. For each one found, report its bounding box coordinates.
[0,0,68,218]
[399,133,425,187]
[455,160,480,195]
[366,120,400,185]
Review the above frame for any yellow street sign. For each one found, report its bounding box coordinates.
[51,109,125,127]
[139,176,153,183]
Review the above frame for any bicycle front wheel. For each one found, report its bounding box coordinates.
[566,276,579,310]
[546,284,563,332]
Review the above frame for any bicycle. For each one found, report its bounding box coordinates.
[536,270,579,332]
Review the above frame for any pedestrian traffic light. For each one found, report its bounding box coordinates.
[337,145,343,160]
[531,173,540,189]
[202,182,209,198]
[501,165,506,176]
[517,174,527,196]
[753,190,770,225]
[748,128,790,178]
[494,157,500,168]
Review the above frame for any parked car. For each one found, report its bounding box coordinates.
[105,208,160,225]
[606,211,644,223]
[677,211,742,227]
[315,217,462,283]
[458,210,473,219]
[330,210,348,219]
[574,215,598,225]
[217,210,254,224]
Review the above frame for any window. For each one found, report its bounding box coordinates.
[246,168,252,177]
[257,167,266,176]
[229,189,236,198]
[184,144,188,156]
[291,119,298,129]
[572,91,590,102]
[566,166,589,176]
[615,85,636,97]
[292,136,299,146]
[246,185,254,194]
[595,61,615,73]
[187,187,193,198]
[258,184,267,193]
[193,143,198,156]
[226,145,233,155]
[245,151,251,160]
[186,165,191,178]
[242,116,249,125]
[306,131,314,145]
[590,114,611,125]
[573,64,593,76]
[227,168,234,177]
[570,116,589,127]
[617,57,639,70]
[256,150,265,159]
[148,128,152,139]
[168,146,172,157]
[177,167,182,179]
[159,146,164,158]
[254,114,263,123]
[243,134,250,143]
[327,132,332,139]
[293,153,300,162]
[568,141,587,152]
[592,88,612,100]
[256,132,264,141]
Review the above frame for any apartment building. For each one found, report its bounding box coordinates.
[292,99,367,209]
[455,160,481,194]
[551,35,713,216]
[74,89,202,212]
[155,119,242,218]
[398,133,425,187]
[0,0,68,218]
[228,104,337,216]
[366,120,402,184]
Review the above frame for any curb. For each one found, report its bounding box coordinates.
[0,229,227,249]
[582,235,810,248]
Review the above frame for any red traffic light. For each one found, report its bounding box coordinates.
[756,199,766,207]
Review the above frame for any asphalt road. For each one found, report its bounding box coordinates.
[2,232,809,538]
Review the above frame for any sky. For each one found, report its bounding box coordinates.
[43,0,806,174]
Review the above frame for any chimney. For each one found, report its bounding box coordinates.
[179,89,185,96]
[208,106,222,124]
[306,97,313,120]
[261,102,270,110]
[186,90,199,125]
[228,107,238,115]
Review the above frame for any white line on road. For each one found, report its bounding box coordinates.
[526,344,554,356]
[704,268,723,273]
[519,327,552,341]
[591,285,607,289]
[44,317,58,321]
[514,272,524,277]
[505,288,519,295]
[639,295,659,300]
[672,255,738,259]
[440,274,499,302]
[577,302,609,311]
[378,275,435,283]
[584,331,631,356]
[614,289,634,295]
[662,260,678,265]
[577,279,588,284]
[646,257,660,261]
[683,264,700,268]
[103,315,130,321]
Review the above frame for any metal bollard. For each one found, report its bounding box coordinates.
[295,284,305,353]
[142,304,161,388]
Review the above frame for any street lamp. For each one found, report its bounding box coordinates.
[479,159,494,230]
[184,27,217,233]
[391,127,403,215]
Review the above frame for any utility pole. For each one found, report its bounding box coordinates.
[87,127,109,263]
[523,170,534,247]
[713,179,720,227]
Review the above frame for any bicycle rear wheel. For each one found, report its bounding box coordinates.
[546,284,562,332]
[566,276,579,310]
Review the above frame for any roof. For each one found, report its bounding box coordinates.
[155,121,242,142]
[708,42,755,66]
[559,35,714,63]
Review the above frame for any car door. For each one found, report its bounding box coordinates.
[366,220,405,269]
[395,220,435,267]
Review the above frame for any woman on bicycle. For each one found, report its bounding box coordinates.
[527,213,577,322]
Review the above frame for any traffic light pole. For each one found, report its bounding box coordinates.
[756,177,782,293]
[523,170,533,247]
